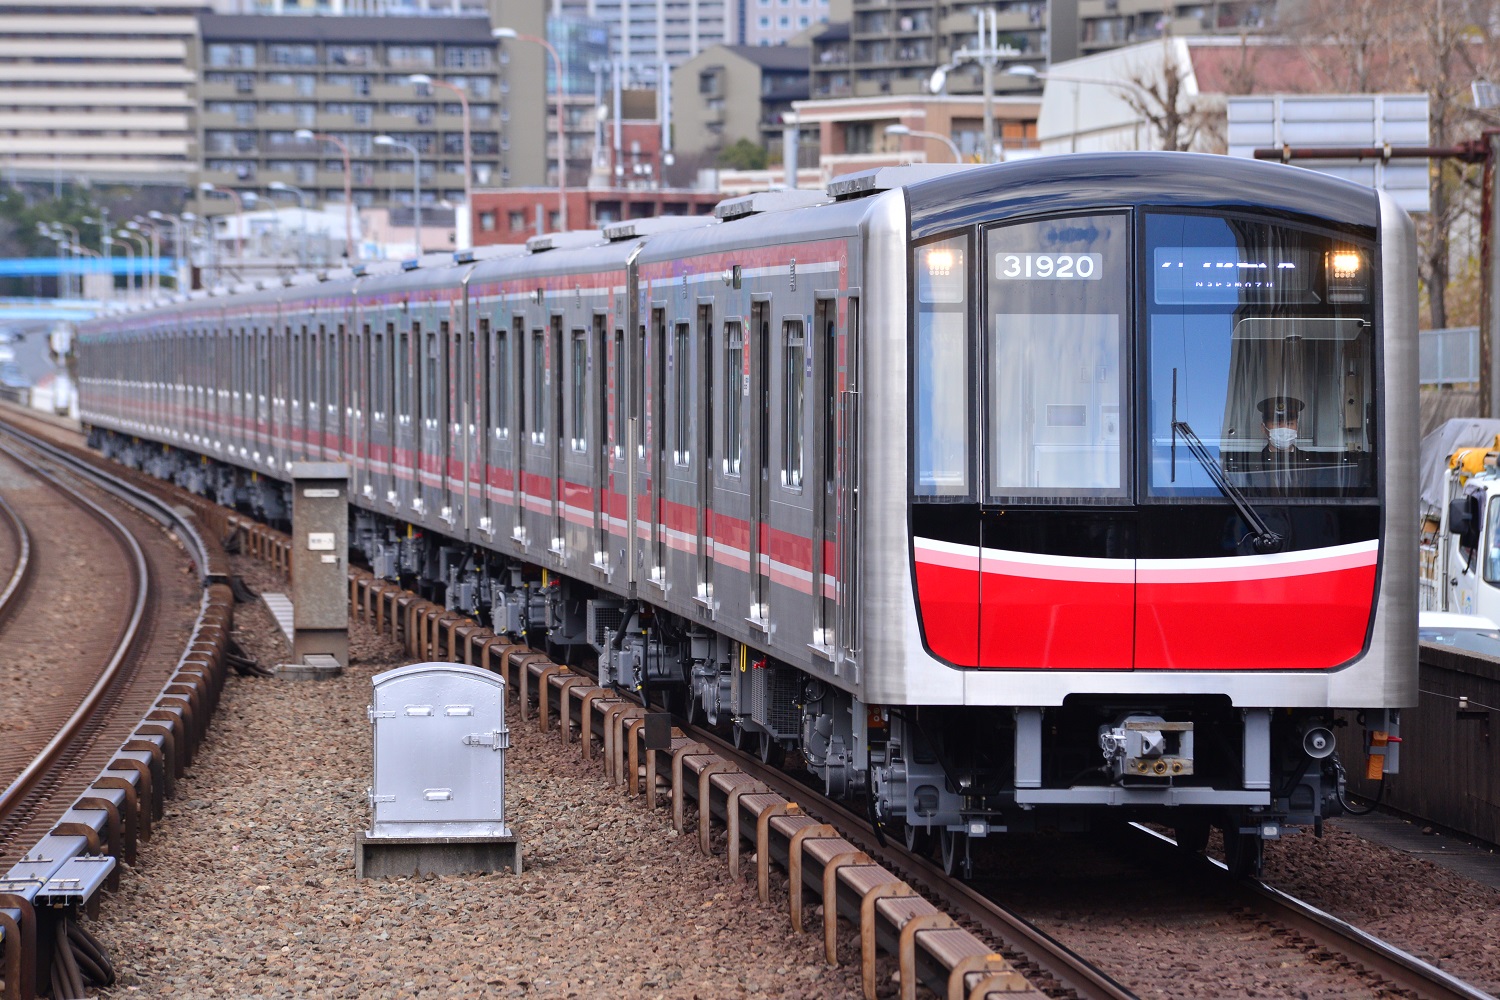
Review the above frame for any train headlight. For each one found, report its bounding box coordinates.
[1325,248,1368,303]
[917,238,966,303]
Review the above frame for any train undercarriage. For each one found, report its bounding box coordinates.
[95,429,1387,879]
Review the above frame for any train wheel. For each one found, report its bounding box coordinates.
[732,721,749,750]
[1175,817,1211,855]
[758,732,784,767]
[1222,826,1264,879]
[939,828,967,878]
[904,821,934,857]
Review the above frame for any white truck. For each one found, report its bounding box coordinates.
[1421,418,1500,618]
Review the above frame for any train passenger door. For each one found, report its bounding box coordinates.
[813,295,836,647]
[550,314,564,552]
[749,299,771,621]
[592,313,609,566]
[837,296,861,663]
[695,303,714,607]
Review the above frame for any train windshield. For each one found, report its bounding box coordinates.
[1145,212,1376,499]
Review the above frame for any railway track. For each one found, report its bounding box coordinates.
[0,487,31,630]
[26,415,1497,1000]
[0,411,234,1000]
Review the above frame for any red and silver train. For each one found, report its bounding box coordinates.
[78,155,1416,875]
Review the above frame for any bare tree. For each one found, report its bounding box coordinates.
[1118,39,1223,152]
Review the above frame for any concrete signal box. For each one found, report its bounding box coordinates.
[290,462,349,669]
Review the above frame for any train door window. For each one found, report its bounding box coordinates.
[398,327,411,420]
[424,326,440,422]
[723,321,743,477]
[985,215,1128,498]
[698,305,713,467]
[530,329,546,443]
[478,317,491,433]
[782,319,805,490]
[330,324,342,427]
[912,235,970,498]
[819,299,836,491]
[673,321,690,466]
[515,318,527,438]
[309,325,321,418]
[570,329,587,452]
[612,328,625,457]
[651,309,665,467]
[497,318,511,438]
[372,325,385,418]
[634,323,647,459]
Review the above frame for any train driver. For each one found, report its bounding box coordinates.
[1256,395,1310,468]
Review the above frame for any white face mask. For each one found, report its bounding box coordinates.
[1267,426,1298,450]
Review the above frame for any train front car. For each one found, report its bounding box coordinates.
[869,154,1417,876]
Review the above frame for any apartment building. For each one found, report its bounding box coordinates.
[811,0,1281,102]
[673,45,811,165]
[194,12,547,223]
[0,0,208,186]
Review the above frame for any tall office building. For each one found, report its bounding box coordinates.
[0,0,209,186]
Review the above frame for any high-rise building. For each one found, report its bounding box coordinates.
[558,0,733,87]
[743,0,833,48]
[0,0,209,186]
[193,11,548,223]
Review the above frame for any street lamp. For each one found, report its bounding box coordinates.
[927,9,1022,163]
[128,219,161,298]
[408,73,472,246]
[884,123,963,163]
[149,210,188,290]
[1006,64,1153,153]
[113,229,140,301]
[198,182,245,276]
[294,128,356,262]
[493,27,568,232]
[82,212,111,295]
[374,134,422,257]
[37,224,72,299]
[267,181,310,269]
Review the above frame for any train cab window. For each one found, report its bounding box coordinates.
[782,319,805,490]
[1144,213,1376,499]
[673,322,690,466]
[913,235,970,498]
[723,321,743,477]
[570,330,587,453]
[985,215,1128,498]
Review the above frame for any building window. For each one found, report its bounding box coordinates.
[509,210,526,231]
[479,211,496,232]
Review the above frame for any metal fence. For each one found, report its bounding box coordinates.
[1420,326,1479,385]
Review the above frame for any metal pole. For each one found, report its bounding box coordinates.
[981,10,995,164]
[411,145,421,254]
[1482,133,1500,416]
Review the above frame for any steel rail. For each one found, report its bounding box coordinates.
[1130,824,1497,1000]
[0,487,32,628]
[0,420,217,585]
[687,724,1137,1000]
[0,437,150,821]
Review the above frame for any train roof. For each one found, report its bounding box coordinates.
[905,152,1384,239]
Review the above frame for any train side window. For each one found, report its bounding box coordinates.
[723,321,743,477]
[570,329,587,453]
[530,329,546,444]
[673,321,690,466]
[912,234,970,498]
[782,318,805,490]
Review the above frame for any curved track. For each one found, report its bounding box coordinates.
[0,434,152,847]
[0,485,32,629]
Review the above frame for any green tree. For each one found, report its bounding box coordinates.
[717,138,768,171]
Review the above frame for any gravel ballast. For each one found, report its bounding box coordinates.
[93,556,871,999]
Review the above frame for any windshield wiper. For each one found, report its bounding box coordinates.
[1171,420,1285,554]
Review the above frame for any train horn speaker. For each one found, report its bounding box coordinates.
[1301,725,1335,759]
